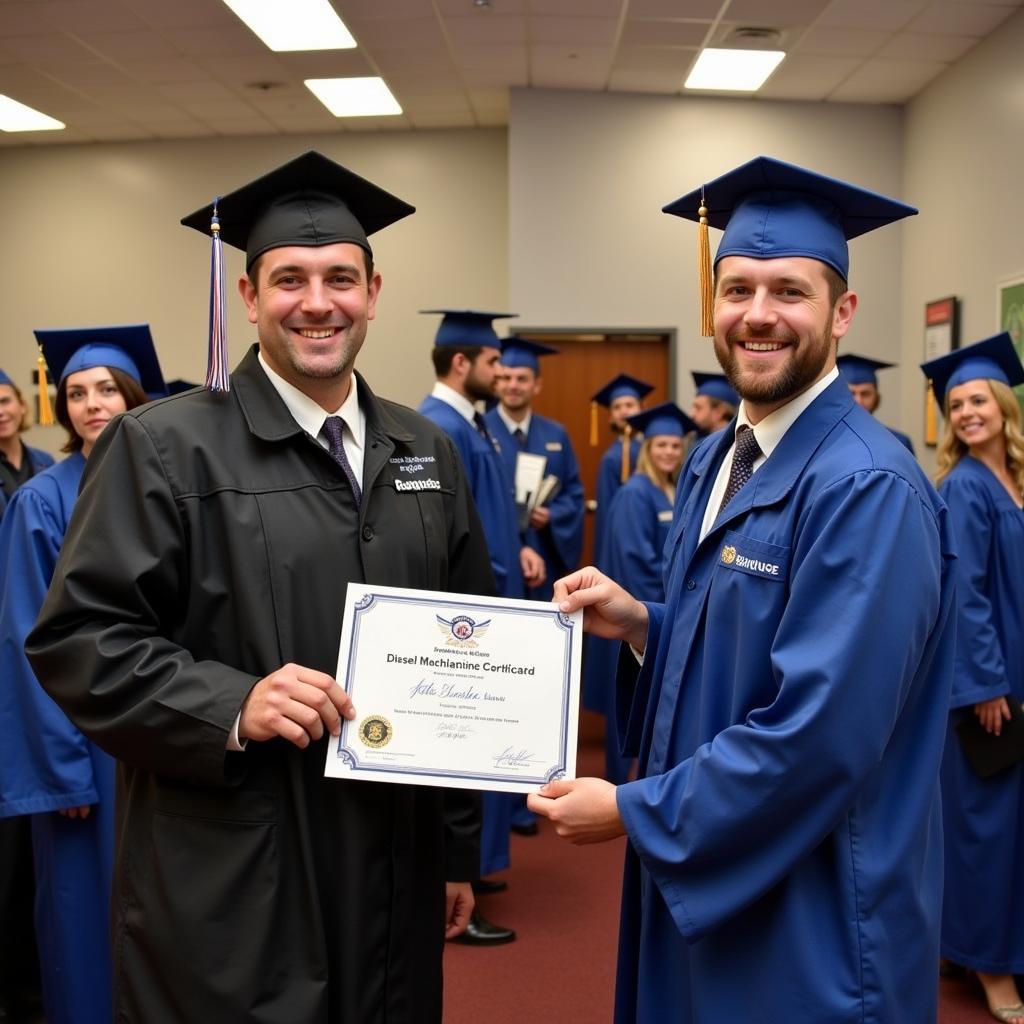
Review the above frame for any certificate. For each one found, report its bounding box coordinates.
[325,583,582,793]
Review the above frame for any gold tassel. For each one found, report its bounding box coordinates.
[698,196,714,338]
[925,382,937,447]
[590,400,599,447]
[37,352,54,426]
[620,425,631,483]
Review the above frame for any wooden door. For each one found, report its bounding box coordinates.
[516,330,673,568]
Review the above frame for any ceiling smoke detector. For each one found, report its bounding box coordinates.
[721,26,785,50]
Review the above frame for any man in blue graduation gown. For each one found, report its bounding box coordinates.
[837,352,916,453]
[530,157,958,1023]
[419,309,546,944]
[688,370,738,440]
[486,337,584,600]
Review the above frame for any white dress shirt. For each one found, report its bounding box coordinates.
[430,380,480,426]
[698,367,838,542]
[496,404,531,438]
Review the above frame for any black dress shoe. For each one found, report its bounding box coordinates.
[510,820,539,836]
[472,877,508,894]
[451,910,516,945]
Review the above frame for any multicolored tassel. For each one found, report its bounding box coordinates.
[589,400,599,447]
[37,351,54,426]
[206,199,230,392]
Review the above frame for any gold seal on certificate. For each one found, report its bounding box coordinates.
[324,584,582,793]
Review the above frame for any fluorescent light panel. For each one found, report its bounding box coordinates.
[222,0,356,52]
[685,48,785,92]
[0,94,64,132]
[305,77,402,117]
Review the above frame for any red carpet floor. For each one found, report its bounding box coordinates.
[443,711,998,1023]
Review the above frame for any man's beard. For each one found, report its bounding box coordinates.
[716,320,833,406]
[465,368,496,403]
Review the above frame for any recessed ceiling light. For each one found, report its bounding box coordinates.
[305,78,402,117]
[0,94,64,132]
[685,48,785,92]
[221,0,356,52]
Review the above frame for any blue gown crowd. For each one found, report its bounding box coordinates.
[1,149,1023,1024]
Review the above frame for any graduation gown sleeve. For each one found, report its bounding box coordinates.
[616,470,950,941]
[0,469,100,816]
[604,479,670,603]
[939,468,1011,708]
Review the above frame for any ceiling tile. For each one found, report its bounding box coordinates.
[195,54,292,86]
[813,0,929,30]
[119,0,238,29]
[796,26,891,55]
[34,61,136,87]
[724,0,833,24]
[756,54,862,99]
[205,117,278,136]
[462,64,529,88]
[40,1,148,34]
[157,80,242,103]
[339,0,441,19]
[451,43,528,71]
[828,56,948,101]
[904,2,1018,34]
[385,69,466,93]
[85,122,157,139]
[527,0,621,12]
[474,109,508,126]
[273,50,376,77]
[180,99,260,120]
[104,101,193,122]
[444,15,527,45]
[76,30,184,61]
[530,16,621,44]
[347,16,447,49]
[1,33,102,62]
[877,31,978,59]
[628,0,724,16]
[0,5,53,38]
[149,121,215,138]
[621,19,710,47]
[165,26,267,58]
[115,58,211,84]
[613,45,699,70]
[398,92,472,114]
[607,66,685,92]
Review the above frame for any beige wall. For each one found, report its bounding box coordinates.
[902,6,1024,473]
[4,128,508,454]
[508,87,907,415]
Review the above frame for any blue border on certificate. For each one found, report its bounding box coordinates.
[336,593,576,786]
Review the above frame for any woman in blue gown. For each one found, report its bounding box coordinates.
[923,333,1024,1024]
[0,327,163,1024]
[592,403,693,784]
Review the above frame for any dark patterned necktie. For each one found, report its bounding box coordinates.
[717,424,762,516]
[322,416,362,507]
[473,412,495,447]
[513,427,527,448]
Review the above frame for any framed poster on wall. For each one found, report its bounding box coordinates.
[923,297,959,447]
[997,275,1024,415]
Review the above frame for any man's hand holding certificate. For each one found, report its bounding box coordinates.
[325,584,582,793]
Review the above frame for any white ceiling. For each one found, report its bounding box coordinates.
[0,0,1019,146]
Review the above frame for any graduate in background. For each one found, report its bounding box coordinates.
[590,373,653,569]
[0,369,54,519]
[604,403,694,603]
[0,325,163,1024]
[486,337,584,600]
[922,333,1024,1024]
[837,352,915,453]
[688,371,738,440]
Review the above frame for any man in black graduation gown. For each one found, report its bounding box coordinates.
[27,152,489,1023]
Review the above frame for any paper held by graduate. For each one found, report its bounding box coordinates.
[324,583,582,793]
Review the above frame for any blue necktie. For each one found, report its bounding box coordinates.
[322,416,362,507]
[718,424,762,516]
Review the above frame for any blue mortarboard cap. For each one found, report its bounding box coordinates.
[420,309,517,349]
[691,371,738,406]
[500,337,559,373]
[837,354,896,387]
[591,373,655,408]
[662,156,917,282]
[626,402,695,439]
[920,332,1024,408]
[0,369,12,388]
[33,325,166,397]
